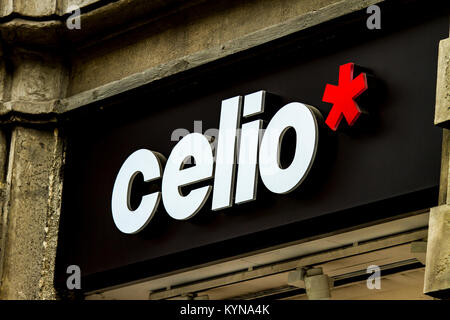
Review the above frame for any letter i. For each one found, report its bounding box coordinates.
[212,96,242,210]
[235,91,265,204]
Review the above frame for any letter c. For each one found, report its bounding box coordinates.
[111,149,165,234]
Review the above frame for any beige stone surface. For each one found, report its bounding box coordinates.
[0,42,10,103]
[61,0,385,112]
[0,130,6,182]
[435,37,450,127]
[0,126,65,300]
[11,49,67,102]
[0,0,382,116]
[0,0,98,17]
[0,47,67,118]
[424,205,450,298]
[0,0,13,16]
[0,1,196,46]
[0,0,384,107]
[13,0,57,17]
[0,0,56,17]
[439,129,449,205]
[59,0,101,14]
[68,0,363,95]
[0,130,6,276]
[0,19,64,47]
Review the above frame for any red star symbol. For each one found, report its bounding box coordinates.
[322,63,368,131]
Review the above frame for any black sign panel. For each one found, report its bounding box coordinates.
[56,3,449,292]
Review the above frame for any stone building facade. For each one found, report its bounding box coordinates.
[0,0,448,300]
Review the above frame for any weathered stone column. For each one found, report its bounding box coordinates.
[426,36,450,299]
[0,130,7,284]
[0,45,67,299]
[0,127,65,300]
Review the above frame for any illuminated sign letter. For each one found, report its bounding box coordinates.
[259,102,319,194]
[111,149,165,234]
[235,91,265,204]
[211,96,242,210]
[162,133,214,220]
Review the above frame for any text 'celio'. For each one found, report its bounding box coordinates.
[111,90,321,234]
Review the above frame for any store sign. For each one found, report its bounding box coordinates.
[112,61,371,234]
[56,9,446,292]
[112,92,320,233]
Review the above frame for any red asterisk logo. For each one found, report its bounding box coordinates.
[322,63,368,131]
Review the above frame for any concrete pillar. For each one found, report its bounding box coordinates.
[0,127,65,299]
[426,36,450,299]
[0,39,67,300]
[424,205,450,298]
[434,38,450,128]
[0,130,7,283]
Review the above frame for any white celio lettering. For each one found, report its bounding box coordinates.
[111,149,165,234]
[111,90,321,233]
[211,96,242,211]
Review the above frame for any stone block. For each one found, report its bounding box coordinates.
[424,205,450,298]
[10,49,67,103]
[10,0,56,17]
[435,38,450,128]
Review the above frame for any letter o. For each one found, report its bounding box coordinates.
[259,102,319,194]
